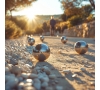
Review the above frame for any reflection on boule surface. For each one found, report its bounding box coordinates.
[74,40,88,54]
[28,37,35,46]
[27,35,31,40]
[33,43,50,61]
[40,35,44,42]
[61,36,68,44]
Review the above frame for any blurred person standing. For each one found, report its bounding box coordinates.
[50,16,56,36]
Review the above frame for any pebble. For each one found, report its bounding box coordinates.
[90,81,95,86]
[42,66,51,75]
[63,70,71,74]
[80,67,86,72]
[9,59,18,65]
[55,85,63,90]
[7,64,13,70]
[18,82,24,89]
[41,81,48,88]
[5,67,11,75]
[72,74,77,78]
[24,86,36,90]
[49,74,56,79]
[23,79,33,84]
[33,78,41,90]
[29,73,38,79]
[58,50,61,54]
[6,77,19,89]
[11,66,22,75]
[21,73,29,79]
[16,76,23,82]
[45,87,54,90]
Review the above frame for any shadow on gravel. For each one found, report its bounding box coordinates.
[88,48,95,53]
[65,72,74,81]
[82,70,94,78]
[34,61,76,90]
[82,54,95,62]
[65,51,95,62]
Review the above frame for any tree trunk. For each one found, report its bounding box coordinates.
[89,0,95,10]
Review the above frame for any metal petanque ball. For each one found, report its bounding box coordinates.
[74,41,88,54]
[40,35,44,42]
[33,43,50,61]
[27,35,31,40]
[61,36,68,44]
[28,37,35,46]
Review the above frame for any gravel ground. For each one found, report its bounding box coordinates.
[5,35,95,90]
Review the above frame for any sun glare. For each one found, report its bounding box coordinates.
[25,13,36,20]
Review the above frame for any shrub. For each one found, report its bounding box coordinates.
[60,14,67,21]
[34,26,43,34]
[86,14,95,23]
[5,20,23,39]
[42,22,48,32]
[55,25,61,33]
[25,29,35,35]
[66,15,83,28]
[11,16,27,30]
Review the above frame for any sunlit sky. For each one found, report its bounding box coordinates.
[12,0,64,16]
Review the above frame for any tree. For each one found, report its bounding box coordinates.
[81,4,93,18]
[59,0,94,19]
[65,7,82,18]
[5,0,37,17]
[60,13,67,21]
[59,0,95,10]
[60,0,81,10]
[82,0,95,9]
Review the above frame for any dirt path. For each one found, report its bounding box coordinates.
[5,36,95,90]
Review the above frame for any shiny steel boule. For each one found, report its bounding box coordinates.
[28,37,35,46]
[40,35,44,42]
[61,36,68,44]
[33,43,50,61]
[27,35,31,40]
[74,41,88,54]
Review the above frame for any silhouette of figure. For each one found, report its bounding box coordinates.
[50,16,56,36]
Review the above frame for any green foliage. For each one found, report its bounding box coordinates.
[60,0,94,22]
[66,15,83,28]
[65,7,82,18]
[81,5,93,18]
[60,14,67,21]
[60,0,81,10]
[60,0,95,10]
[5,20,23,39]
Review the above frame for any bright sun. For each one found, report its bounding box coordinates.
[25,13,36,20]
